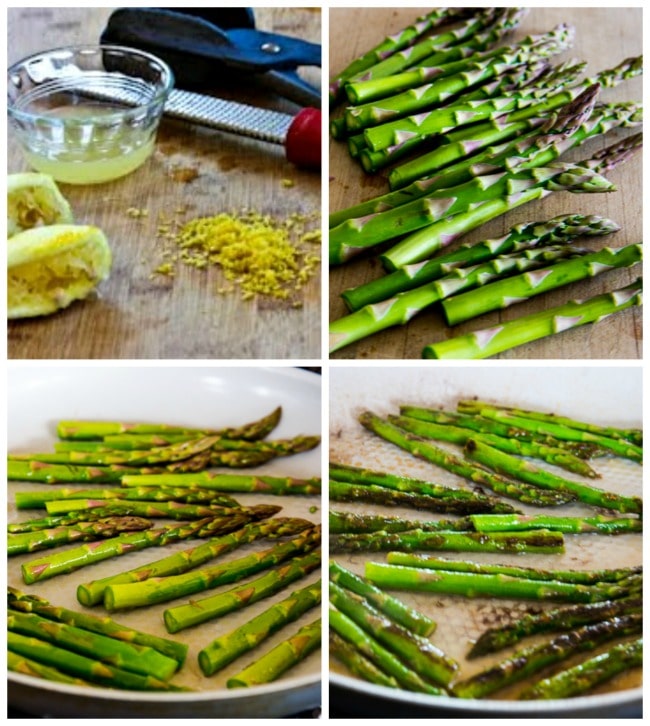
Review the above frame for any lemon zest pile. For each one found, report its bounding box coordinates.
[155,209,321,301]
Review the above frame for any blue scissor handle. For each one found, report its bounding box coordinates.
[101,8,321,72]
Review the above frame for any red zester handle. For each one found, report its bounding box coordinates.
[285,107,322,169]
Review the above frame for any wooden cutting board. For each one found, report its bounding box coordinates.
[329,7,642,360]
[8,7,322,360]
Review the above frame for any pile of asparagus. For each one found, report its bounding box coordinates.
[8,408,322,691]
[329,8,643,357]
[329,398,642,699]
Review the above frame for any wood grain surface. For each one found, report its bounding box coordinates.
[329,7,642,360]
[8,7,322,360]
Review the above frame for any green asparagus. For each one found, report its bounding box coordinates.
[163,551,321,633]
[463,437,642,513]
[120,472,321,495]
[226,617,321,688]
[469,513,642,534]
[358,412,575,506]
[198,579,321,676]
[329,561,436,637]
[424,278,643,359]
[330,510,474,534]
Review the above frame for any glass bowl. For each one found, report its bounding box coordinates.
[7,45,174,184]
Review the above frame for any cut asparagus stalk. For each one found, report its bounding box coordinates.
[468,513,641,534]
[198,579,321,676]
[163,550,321,634]
[8,610,179,681]
[226,617,321,688]
[330,630,400,689]
[458,399,643,461]
[329,560,436,637]
[358,412,575,506]
[56,406,282,441]
[468,596,642,658]
[330,460,517,512]
[330,245,587,351]
[7,631,186,691]
[8,586,188,664]
[329,510,474,534]
[340,215,619,311]
[330,528,565,554]
[451,614,642,698]
[8,515,153,556]
[329,607,444,695]
[463,437,642,513]
[424,278,643,359]
[102,527,321,611]
[119,472,322,495]
[441,244,643,327]
[365,562,634,603]
[76,517,312,606]
[390,413,599,478]
[7,650,92,687]
[519,637,643,699]
[329,581,458,687]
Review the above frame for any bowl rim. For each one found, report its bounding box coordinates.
[7,43,175,122]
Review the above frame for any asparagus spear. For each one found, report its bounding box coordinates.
[226,617,321,688]
[330,509,474,534]
[43,499,244,520]
[390,58,642,189]
[102,527,321,611]
[519,637,643,699]
[14,486,240,510]
[329,607,444,695]
[383,554,642,585]
[330,479,517,515]
[463,437,642,513]
[469,513,642,535]
[330,245,587,351]
[329,581,458,687]
[358,412,575,506]
[120,472,322,495]
[397,406,606,459]
[365,562,633,603]
[163,551,321,633]
[329,149,604,264]
[390,97,641,191]
[459,400,643,461]
[340,214,620,311]
[452,614,642,698]
[329,8,475,103]
[7,650,92,687]
[380,134,640,270]
[339,10,503,90]
[390,413,599,478]
[56,406,282,441]
[330,460,517,512]
[424,278,643,360]
[460,400,642,446]
[468,597,642,658]
[7,631,185,691]
[76,517,312,606]
[21,514,256,584]
[344,23,574,132]
[8,610,179,681]
[8,587,188,664]
[441,243,643,328]
[7,460,160,484]
[198,579,321,676]
[329,560,436,637]
[330,630,400,689]
[331,528,565,555]
[8,516,153,556]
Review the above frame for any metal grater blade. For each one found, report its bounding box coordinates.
[163,88,294,145]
